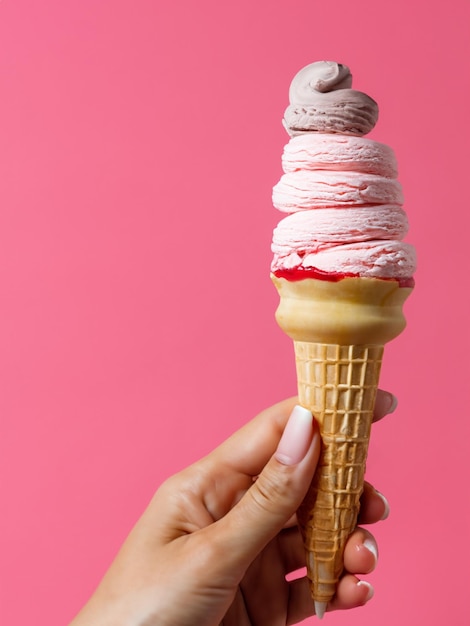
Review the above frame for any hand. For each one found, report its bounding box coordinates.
[70,392,395,626]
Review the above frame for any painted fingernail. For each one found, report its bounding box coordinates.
[357,580,374,602]
[275,405,313,466]
[375,489,391,520]
[385,392,398,414]
[363,539,378,566]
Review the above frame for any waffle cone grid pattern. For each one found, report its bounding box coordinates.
[294,341,384,604]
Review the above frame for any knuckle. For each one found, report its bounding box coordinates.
[249,464,295,515]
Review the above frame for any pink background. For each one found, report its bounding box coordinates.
[1,1,468,624]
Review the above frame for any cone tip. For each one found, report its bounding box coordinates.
[315,601,328,619]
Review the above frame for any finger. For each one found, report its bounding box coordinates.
[358,482,390,524]
[209,406,321,575]
[277,526,306,574]
[239,539,290,626]
[372,389,397,423]
[279,521,379,579]
[286,576,315,625]
[343,528,378,575]
[328,573,374,612]
[283,513,299,529]
[221,588,252,626]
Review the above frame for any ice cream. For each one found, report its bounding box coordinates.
[283,61,378,136]
[270,61,416,617]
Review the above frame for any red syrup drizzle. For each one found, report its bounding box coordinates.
[273,267,415,289]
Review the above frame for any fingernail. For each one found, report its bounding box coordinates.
[275,405,313,466]
[375,489,391,520]
[357,580,374,602]
[363,539,378,566]
[385,392,398,414]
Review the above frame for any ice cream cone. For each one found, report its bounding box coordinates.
[269,61,416,613]
[272,274,413,611]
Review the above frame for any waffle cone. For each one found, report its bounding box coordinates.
[271,274,413,608]
[294,341,383,605]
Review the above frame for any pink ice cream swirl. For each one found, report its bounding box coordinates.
[271,61,416,284]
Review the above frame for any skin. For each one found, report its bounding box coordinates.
[70,391,395,626]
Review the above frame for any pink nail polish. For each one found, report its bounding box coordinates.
[375,489,391,520]
[357,580,374,602]
[275,405,313,466]
[363,539,378,565]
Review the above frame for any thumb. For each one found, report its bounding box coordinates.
[213,406,320,572]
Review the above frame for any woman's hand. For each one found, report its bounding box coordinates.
[70,392,395,626]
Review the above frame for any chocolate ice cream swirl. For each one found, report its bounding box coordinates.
[283,61,379,137]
